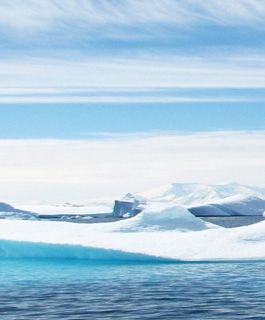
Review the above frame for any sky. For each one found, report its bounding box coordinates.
[1,0,265,203]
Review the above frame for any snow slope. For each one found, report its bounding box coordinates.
[1,202,265,261]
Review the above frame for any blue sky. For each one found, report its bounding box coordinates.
[1,0,265,202]
[1,1,265,121]
[1,103,265,139]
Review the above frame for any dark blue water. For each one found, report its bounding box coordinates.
[202,216,265,228]
[1,259,265,319]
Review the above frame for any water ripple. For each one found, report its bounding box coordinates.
[1,260,265,319]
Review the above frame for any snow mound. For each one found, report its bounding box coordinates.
[189,195,265,216]
[111,204,213,232]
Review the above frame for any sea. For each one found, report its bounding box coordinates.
[2,258,265,319]
[1,216,265,319]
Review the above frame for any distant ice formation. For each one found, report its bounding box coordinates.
[140,182,265,205]
[3,182,265,220]
[116,182,265,217]
[0,202,38,220]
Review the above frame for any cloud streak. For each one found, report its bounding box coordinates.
[0,96,258,104]
[2,54,265,88]
[1,53,265,103]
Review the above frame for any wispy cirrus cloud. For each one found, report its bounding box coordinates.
[1,0,265,34]
[1,1,265,103]
[1,53,265,103]
[3,52,265,87]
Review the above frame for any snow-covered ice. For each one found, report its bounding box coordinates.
[1,182,265,261]
[1,202,265,261]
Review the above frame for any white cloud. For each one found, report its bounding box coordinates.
[0,96,257,104]
[1,53,265,103]
[0,131,265,203]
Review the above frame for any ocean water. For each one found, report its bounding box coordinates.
[1,259,265,319]
[201,216,265,228]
